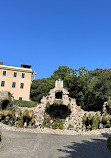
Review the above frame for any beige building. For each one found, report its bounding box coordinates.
[0,62,35,101]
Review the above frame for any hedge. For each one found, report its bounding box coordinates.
[14,100,38,108]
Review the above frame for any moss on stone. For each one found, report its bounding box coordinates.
[88,114,92,121]
[102,113,111,127]
[53,99,63,105]
[16,108,23,127]
[46,102,50,108]
[67,124,74,130]
[82,113,87,125]
[23,110,29,117]
[92,114,100,130]
[0,109,16,125]
[52,119,64,129]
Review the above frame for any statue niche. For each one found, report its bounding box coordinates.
[55,91,62,99]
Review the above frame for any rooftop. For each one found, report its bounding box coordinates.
[0,62,33,73]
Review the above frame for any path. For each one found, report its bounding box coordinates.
[0,129,111,158]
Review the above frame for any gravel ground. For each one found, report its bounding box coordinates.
[0,123,111,136]
[0,128,111,158]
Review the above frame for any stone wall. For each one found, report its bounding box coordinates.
[0,80,102,131]
[0,91,14,111]
[30,79,100,131]
[0,91,8,101]
[0,91,9,110]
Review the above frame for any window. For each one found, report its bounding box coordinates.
[19,97,22,100]
[20,83,24,89]
[12,82,16,88]
[1,81,5,87]
[21,73,25,78]
[13,72,17,77]
[2,70,7,76]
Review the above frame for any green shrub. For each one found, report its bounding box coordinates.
[67,124,74,130]
[102,113,111,127]
[107,137,111,150]
[16,108,23,127]
[52,120,60,129]
[43,124,50,128]
[0,130,1,141]
[52,119,64,129]
[14,100,38,108]
[59,119,64,129]
[92,114,100,130]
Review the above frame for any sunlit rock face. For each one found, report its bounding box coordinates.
[34,79,85,130]
[0,91,13,110]
[0,81,101,131]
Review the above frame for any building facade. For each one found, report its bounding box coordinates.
[0,62,34,101]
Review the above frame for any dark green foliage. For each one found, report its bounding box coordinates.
[51,66,75,80]
[14,100,38,108]
[107,137,111,150]
[30,66,111,111]
[30,78,55,102]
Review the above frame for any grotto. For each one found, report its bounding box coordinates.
[0,79,111,131]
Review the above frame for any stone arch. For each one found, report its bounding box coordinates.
[2,99,9,110]
[46,104,71,119]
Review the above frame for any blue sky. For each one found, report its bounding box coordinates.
[0,0,111,79]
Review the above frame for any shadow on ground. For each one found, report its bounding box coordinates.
[58,134,111,158]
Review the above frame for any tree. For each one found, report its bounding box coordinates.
[30,66,111,111]
[51,66,75,80]
[30,78,55,102]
